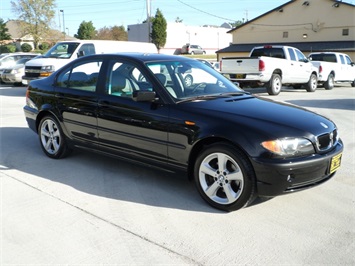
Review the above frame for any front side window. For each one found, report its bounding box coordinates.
[295,49,307,62]
[106,60,147,98]
[44,42,80,59]
[56,59,103,91]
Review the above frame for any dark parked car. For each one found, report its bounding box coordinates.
[24,53,343,211]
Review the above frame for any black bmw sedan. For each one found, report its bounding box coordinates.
[23,53,343,211]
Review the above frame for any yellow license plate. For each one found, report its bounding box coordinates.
[236,74,244,79]
[330,153,342,174]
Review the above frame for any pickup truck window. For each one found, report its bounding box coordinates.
[288,48,297,61]
[310,54,337,62]
[345,56,352,65]
[295,49,307,62]
[251,48,285,59]
[339,55,346,64]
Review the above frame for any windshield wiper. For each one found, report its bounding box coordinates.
[176,92,249,103]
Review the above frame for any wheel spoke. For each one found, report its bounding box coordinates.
[200,161,217,177]
[227,170,243,182]
[217,153,227,173]
[223,183,237,203]
[44,138,52,151]
[205,181,220,198]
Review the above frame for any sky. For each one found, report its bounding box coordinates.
[1,0,354,36]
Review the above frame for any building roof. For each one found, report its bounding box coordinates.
[217,41,355,54]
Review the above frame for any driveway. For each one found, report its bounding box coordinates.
[1,84,354,265]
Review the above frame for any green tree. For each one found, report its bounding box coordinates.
[96,25,127,41]
[75,21,96,40]
[11,0,56,49]
[0,19,12,43]
[150,9,167,52]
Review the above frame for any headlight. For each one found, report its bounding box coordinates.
[11,69,20,74]
[41,65,55,71]
[261,138,315,157]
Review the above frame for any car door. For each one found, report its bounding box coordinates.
[54,57,103,147]
[97,59,170,165]
[343,55,355,81]
[294,48,313,83]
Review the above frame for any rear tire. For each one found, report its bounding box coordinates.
[38,115,71,159]
[266,74,282,95]
[193,143,256,212]
[351,79,355,87]
[305,73,317,92]
[324,73,334,90]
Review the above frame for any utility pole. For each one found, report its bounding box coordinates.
[146,0,151,42]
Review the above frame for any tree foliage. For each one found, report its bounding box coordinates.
[10,0,56,49]
[0,19,12,42]
[96,25,127,41]
[75,21,96,40]
[150,9,167,51]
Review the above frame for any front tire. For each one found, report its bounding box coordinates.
[193,143,256,212]
[266,74,282,95]
[305,73,317,92]
[38,115,71,159]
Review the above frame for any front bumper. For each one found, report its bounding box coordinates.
[251,140,343,197]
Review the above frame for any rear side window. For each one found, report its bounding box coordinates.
[56,59,103,91]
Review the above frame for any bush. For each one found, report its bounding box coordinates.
[0,44,17,53]
[39,42,50,50]
[21,43,33,52]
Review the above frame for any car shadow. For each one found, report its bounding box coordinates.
[2,127,250,213]
[0,85,27,97]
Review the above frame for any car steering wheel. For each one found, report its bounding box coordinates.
[191,83,207,93]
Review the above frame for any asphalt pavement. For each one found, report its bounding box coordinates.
[1,84,354,265]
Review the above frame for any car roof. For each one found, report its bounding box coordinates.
[85,52,196,63]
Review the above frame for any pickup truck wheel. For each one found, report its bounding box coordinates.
[351,80,355,87]
[305,73,317,92]
[266,74,282,95]
[193,143,256,212]
[324,73,334,90]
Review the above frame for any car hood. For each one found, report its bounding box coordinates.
[25,58,69,71]
[181,95,336,137]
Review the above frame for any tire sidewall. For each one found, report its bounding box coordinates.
[267,74,282,95]
[193,143,255,211]
[38,115,68,159]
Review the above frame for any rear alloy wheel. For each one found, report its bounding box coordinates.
[305,73,317,92]
[266,74,282,95]
[38,115,71,159]
[324,73,334,90]
[194,143,256,212]
[184,74,193,87]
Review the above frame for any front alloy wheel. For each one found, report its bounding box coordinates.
[194,143,256,211]
[39,115,71,159]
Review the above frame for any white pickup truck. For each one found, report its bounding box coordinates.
[220,45,318,95]
[308,52,355,89]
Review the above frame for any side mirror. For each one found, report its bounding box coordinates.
[132,90,157,102]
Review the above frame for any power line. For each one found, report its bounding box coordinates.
[176,0,236,22]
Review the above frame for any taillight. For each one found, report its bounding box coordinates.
[259,60,265,71]
[319,65,323,73]
[219,60,222,71]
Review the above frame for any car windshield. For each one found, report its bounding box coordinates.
[145,59,243,101]
[43,42,80,59]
